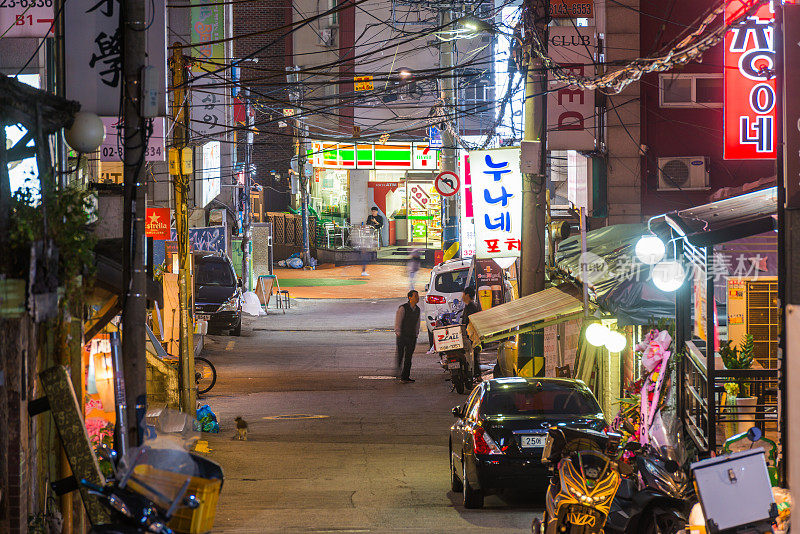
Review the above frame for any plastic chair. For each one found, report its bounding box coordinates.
[323,222,345,249]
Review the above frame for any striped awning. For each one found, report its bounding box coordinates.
[467,285,584,345]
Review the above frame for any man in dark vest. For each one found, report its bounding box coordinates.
[395,290,421,382]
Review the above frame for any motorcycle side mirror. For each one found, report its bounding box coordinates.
[452,405,464,418]
[664,459,680,473]
[624,442,642,452]
[747,426,762,443]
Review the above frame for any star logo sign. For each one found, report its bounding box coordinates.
[148,212,161,225]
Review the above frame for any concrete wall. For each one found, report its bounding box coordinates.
[604,0,642,225]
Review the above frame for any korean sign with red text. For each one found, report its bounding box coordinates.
[469,148,522,259]
[723,0,782,160]
[547,26,596,151]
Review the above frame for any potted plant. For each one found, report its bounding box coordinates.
[720,334,756,434]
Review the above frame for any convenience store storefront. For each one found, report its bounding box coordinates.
[310,141,442,248]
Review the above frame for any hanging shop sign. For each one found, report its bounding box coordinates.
[469,147,523,259]
[723,0,778,160]
[435,171,460,196]
[311,141,440,170]
[200,141,221,208]
[190,0,225,72]
[99,117,166,162]
[145,208,171,240]
[549,0,594,18]
[191,81,227,138]
[547,26,597,151]
[0,1,54,38]
[66,0,166,115]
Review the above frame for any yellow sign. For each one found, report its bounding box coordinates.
[354,76,374,92]
[169,147,194,175]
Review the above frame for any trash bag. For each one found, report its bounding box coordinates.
[195,404,220,433]
[241,291,265,316]
[286,257,304,269]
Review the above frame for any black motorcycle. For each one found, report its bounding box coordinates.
[604,444,694,534]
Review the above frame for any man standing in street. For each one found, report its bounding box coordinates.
[461,288,482,379]
[395,290,421,383]
[366,207,384,248]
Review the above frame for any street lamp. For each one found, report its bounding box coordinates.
[635,234,666,265]
[585,322,611,347]
[651,260,686,292]
[65,111,105,153]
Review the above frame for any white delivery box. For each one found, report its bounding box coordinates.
[433,326,464,352]
[690,448,777,533]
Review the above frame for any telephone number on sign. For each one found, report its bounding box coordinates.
[0,0,53,7]
[550,3,593,16]
[102,146,163,158]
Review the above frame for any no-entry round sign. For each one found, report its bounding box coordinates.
[435,171,460,197]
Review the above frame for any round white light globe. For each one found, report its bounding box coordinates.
[605,331,627,353]
[635,234,666,265]
[585,323,610,347]
[652,260,686,292]
[65,112,106,153]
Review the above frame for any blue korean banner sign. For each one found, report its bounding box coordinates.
[468,147,522,259]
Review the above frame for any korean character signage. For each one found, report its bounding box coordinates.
[723,0,779,160]
[191,81,227,138]
[547,26,596,151]
[469,147,522,259]
[0,0,54,38]
[190,0,225,72]
[65,0,166,115]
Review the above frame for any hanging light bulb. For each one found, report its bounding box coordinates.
[635,234,666,265]
[585,323,610,347]
[605,331,627,353]
[652,260,686,292]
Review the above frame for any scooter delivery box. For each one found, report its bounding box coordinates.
[690,448,777,533]
[433,326,464,352]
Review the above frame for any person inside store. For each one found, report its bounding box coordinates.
[461,287,481,379]
[366,206,384,248]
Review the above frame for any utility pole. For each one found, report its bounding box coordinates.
[518,0,548,376]
[242,89,253,290]
[170,46,196,417]
[439,7,459,253]
[294,74,311,268]
[121,0,149,444]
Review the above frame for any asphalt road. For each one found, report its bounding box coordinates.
[201,298,543,533]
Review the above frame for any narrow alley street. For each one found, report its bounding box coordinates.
[199,298,543,533]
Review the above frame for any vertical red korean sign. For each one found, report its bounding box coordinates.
[724,1,779,159]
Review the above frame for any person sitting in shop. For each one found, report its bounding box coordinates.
[366,206,384,248]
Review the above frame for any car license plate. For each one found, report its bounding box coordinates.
[447,361,461,370]
[196,314,211,321]
[521,435,546,448]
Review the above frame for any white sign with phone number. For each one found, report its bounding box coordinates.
[0,0,54,38]
[433,326,464,352]
[99,117,166,162]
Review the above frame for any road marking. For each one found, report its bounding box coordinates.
[225,341,235,351]
[358,376,397,380]
[262,414,330,420]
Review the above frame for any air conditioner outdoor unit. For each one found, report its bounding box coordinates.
[657,156,709,191]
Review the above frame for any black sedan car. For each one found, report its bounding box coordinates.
[193,251,243,336]
[449,377,606,508]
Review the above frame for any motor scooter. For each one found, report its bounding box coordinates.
[603,443,693,534]
[532,427,632,534]
[432,301,473,394]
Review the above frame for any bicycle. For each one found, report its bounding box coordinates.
[195,357,217,395]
